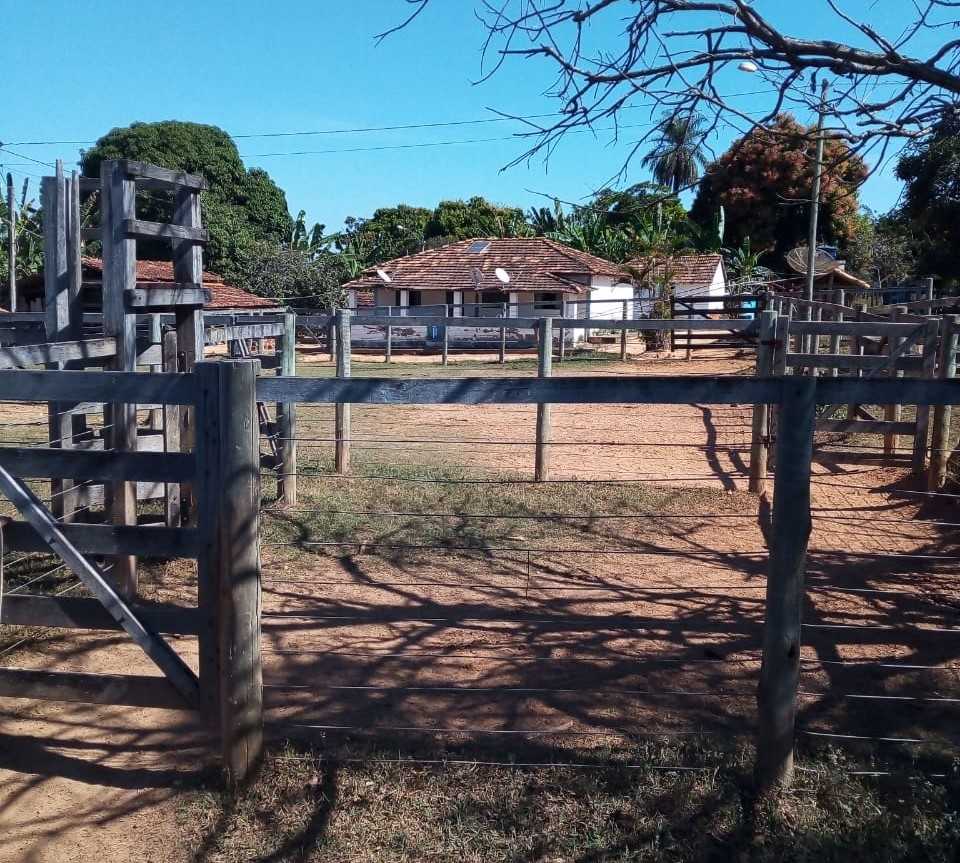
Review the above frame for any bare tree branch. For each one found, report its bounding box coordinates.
[382,0,960,174]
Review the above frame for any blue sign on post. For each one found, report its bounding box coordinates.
[430,324,440,341]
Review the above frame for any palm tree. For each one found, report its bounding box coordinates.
[641,112,709,193]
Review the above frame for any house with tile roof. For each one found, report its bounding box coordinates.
[626,252,728,312]
[14,257,283,315]
[344,237,635,346]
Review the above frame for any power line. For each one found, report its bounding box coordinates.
[0,85,823,148]
[0,147,56,168]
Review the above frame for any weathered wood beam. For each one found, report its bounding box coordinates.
[122,218,208,243]
[1,594,201,634]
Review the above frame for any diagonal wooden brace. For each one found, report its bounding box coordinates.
[0,463,200,709]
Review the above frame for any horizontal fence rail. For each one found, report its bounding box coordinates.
[257,375,960,406]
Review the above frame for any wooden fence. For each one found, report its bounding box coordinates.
[0,362,262,783]
[1,361,959,789]
[759,296,959,489]
[670,292,765,355]
[256,367,960,789]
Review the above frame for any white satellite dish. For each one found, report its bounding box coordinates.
[494,267,510,284]
[376,268,392,283]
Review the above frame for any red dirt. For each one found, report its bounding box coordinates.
[1,347,957,862]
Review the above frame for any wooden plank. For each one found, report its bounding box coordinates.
[0,464,200,708]
[0,370,195,405]
[1,594,200,634]
[258,374,960,407]
[351,314,757,332]
[205,323,285,344]
[535,317,552,482]
[119,159,209,190]
[0,338,118,369]
[0,448,194,482]
[123,218,208,243]
[125,286,210,308]
[815,419,916,434]
[756,375,815,790]
[787,320,920,336]
[0,521,200,557]
[784,353,922,372]
[0,668,191,709]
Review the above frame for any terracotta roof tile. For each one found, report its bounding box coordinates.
[626,253,725,288]
[344,237,627,296]
[80,257,281,310]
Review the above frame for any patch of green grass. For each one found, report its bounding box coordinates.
[260,459,752,552]
[293,350,623,379]
[179,737,960,862]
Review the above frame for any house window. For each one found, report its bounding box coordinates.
[394,289,403,308]
[445,291,455,316]
[479,290,508,317]
[409,290,422,307]
[534,291,562,313]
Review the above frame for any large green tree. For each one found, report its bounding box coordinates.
[425,197,530,243]
[80,121,292,283]
[691,114,867,265]
[896,110,960,283]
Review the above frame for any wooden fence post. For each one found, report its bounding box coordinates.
[928,315,958,490]
[101,159,138,597]
[620,300,628,361]
[756,375,815,791]
[535,317,553,482]
[277,311,298,506]
[847,304,866,420]
[829,289,845,378]
[6,172,16,312]
[162,329,182,528]
[911,317,941,476]
[749,310,777,494]
[442,321,449,366]
[195,360,263,784]
[335,309,352,474]
[499,302,507,364]
[385,306,392,364]
[884,306,906,456]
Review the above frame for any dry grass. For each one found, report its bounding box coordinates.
[179,738,960,863]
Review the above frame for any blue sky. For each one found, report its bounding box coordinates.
[2,2,933,231]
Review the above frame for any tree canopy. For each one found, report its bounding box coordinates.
[691,114,867,264]
[896,110,960,283]
[80,121,292,283]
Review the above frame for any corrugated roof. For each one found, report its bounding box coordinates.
[80,257,282,310]
[344,237,627,296]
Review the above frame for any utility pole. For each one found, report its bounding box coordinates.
[6,172,15,312]
[804,79,829,305]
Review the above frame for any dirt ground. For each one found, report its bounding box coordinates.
[1,346,958,862]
